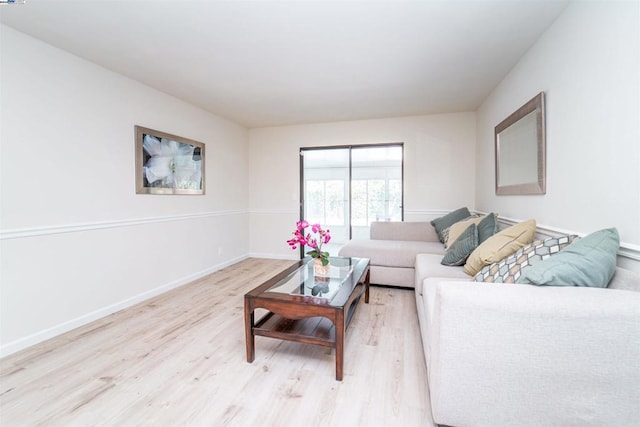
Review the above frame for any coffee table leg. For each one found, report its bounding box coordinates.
[364,269,370,304]
[335,310,345,381]
[244,297,255,362]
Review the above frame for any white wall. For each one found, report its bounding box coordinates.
[249,113,476,258]
[0,26,250,355]
[475,1,640,249]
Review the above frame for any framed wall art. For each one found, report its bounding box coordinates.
[135,126,205,195]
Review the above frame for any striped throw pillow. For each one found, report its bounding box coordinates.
[442,224,479,266]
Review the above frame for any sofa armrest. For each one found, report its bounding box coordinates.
[428,282,640,426]
[370,221,439,242]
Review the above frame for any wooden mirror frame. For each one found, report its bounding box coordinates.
[495,92,546,195]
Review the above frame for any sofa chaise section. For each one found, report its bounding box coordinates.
[338,221,444,287]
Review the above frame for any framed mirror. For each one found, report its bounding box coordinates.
[495,92,546,195]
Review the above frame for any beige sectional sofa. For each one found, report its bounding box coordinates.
[339,219,640,426]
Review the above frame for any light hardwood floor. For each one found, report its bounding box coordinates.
[0,258,433,426]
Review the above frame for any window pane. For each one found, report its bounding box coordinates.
[351,180,367,226]
[352,146,402,165]
[368,180,385,222]
[325,180,345,226]
[305,180,325,224]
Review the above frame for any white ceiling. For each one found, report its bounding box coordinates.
[0,0,569,128]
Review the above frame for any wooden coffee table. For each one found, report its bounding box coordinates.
[244,256,370,381]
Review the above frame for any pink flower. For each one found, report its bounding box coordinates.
[286,220,332,264]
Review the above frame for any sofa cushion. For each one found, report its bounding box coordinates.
[431,207,471,243]
[464,219,536,276]
[474,235,579,283]
[338,239,444,268]
[441,224,478,266]
[415,254,470,295]
[517,228,619,288]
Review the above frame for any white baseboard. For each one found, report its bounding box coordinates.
[0,254,247,358]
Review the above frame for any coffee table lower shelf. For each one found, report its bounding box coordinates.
[254,313,336,347]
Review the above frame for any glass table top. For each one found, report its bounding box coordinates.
[266,257,367,302]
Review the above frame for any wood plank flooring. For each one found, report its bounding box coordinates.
[0,258,433,426]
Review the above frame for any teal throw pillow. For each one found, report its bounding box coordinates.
[431,207,471,243]
[477,212,498,244]
[441,224,479,266]
[517,228,619,287]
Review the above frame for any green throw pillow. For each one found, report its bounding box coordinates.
[477,212,498,244]
[431,207,471,243]
[441,224,479,266]
[517,228,619,287]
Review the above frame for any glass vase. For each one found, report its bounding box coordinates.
[314,258,330,276]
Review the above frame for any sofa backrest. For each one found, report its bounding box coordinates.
[370,221,439,242]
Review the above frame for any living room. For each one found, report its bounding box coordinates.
[1,1,639,425]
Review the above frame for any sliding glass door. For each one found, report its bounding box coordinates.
[300,144,403,255]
